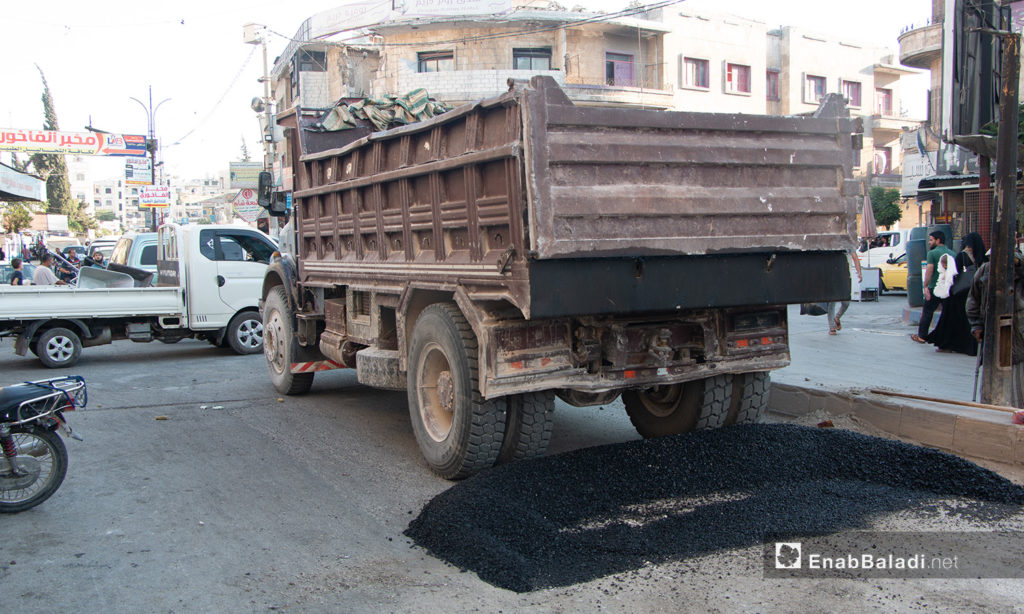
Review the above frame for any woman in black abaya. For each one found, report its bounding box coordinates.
[926,232,986,355]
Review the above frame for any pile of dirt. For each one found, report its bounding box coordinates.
[404,424,1024,592]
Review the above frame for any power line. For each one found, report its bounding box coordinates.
[168,46,257,147]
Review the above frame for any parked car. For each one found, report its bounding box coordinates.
[109,232,158,282]
[86,238,119,260]
[878,252,908,293]
[0,262,37,285]
[61,245,87,258]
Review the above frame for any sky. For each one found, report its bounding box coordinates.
[0,0,932,182]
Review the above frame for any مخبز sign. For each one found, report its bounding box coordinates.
[232,188,262,222]
[0,128,147,157]
[139,186,171,208]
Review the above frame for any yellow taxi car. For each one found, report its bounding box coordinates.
[878,252,908,293]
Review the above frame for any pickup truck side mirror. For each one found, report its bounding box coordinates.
[257,171,288,217]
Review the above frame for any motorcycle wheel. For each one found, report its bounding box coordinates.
[0,427,68,513]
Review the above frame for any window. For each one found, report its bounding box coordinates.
[139,244,157,266]
[873,147,892,174]
[418,51,454,73]
[726,63,751,94]
[513,48,552,70]
[76,173,85,181]
[805,74,826,103]
[842,80,862,107]
[875,88,893,115]
[297,50,327,72]
[105,187,112,194]
[681,57,709,89]
[199,230,276,264]
[766,70,780,101]
[605,52,635,87]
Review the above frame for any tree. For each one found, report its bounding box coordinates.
[2,203,36,234]
[240,136,251,162]
[96,210,116,222]
[869,186,902,229]
[29,66,75,219]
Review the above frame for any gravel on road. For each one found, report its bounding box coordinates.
[405,424,1024,592]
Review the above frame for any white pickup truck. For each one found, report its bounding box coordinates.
[0,223,277,368]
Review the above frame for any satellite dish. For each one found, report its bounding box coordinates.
[251,97,266,113]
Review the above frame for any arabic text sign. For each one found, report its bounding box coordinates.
[139,186,171,208]
[229,162,263,189]
[0,128,147,157]
[125,157,153,185]
[0,164,45,201]
[232,188,262,222]
[403,0,510,16]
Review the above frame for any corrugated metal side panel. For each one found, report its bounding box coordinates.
[522,77,858,259]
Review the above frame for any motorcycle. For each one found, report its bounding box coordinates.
[0,376,86,513]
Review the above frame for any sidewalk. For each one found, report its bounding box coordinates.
[773,294,1024,467]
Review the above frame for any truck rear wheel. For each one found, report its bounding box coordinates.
[725,372,770,425]
[407,304,505,479]
[263,286,314,395]
[622,374,733,438]
[496,391,555,465]
[227,310,263,355]
[36,327,83,369]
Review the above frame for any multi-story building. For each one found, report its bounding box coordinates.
[267,3,923,199]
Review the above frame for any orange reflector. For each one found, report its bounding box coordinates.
[762,337,773,345]
[736,339,749,348]
[511,361,524,369]
[624,370,637,379]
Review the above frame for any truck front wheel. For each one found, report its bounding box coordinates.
[407,304,505,479]
[227,310,263,355]
[36,327,83,369]
[622,374,733,438]
[262,287,314,395]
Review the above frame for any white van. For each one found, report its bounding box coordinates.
[858,229,911,267]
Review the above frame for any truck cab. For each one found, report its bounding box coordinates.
[158,224,277,353]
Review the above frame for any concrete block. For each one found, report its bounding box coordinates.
[951,416,1017,463]
[849,398,902,435]
[768,383,811,416]
[898,405,956,450]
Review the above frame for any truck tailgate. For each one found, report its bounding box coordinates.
[522,77,858,259]
[0,286,184,319]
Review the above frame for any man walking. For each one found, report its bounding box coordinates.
[912,231,955,344]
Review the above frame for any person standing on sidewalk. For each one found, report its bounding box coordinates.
[828,249,863,335]
[912,231,956,344]
[966,251,1024,406]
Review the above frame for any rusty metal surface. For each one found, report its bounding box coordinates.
[289,76,857,321]
[521,77,858,259]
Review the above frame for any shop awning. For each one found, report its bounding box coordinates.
[0,162,45,202]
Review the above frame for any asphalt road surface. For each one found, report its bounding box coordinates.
[1,337,1022,613]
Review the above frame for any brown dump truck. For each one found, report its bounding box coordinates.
[257,76,857,478]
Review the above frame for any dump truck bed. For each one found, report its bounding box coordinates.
[290,76,856,319]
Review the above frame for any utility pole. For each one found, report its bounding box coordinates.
[980,30,1020,406]
[130,86,170,232]
[244,23,278,233]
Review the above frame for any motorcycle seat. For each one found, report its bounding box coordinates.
[0,383,62,421]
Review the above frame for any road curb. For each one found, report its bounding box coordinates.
[769,382,1024,467]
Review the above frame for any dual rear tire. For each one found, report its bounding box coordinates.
[622,372,770,438]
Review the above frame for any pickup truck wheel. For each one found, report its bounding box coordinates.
[496,391,555,464]
[622,374,733,438]
[36,328,83,369]
[263,287,313,395]
[227,311,263,355]
[408,304,505,479]
[725,372,770,425]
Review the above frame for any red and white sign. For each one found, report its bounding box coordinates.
[0,128,147,157]
[139,186,171,208]
[232,188,262,222]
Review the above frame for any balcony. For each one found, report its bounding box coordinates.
[383,69,674,109]
[870,115,922,144]
[898,22,942,69]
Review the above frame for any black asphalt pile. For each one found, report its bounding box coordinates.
[404,424,1024,592]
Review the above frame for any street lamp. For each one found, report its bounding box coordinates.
[130,86,170,231]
